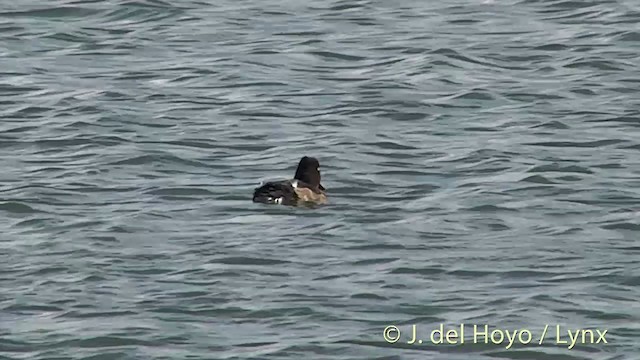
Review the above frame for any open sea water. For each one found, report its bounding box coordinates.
[1,0,639,359]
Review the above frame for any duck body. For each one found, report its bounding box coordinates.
[252,156,327,206]
[252,179,327,205]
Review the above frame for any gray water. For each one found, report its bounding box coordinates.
[1,0,639,359]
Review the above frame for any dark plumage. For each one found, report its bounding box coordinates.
[252,156,327,206]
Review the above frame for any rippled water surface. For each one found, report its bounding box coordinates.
[2,0,640,359]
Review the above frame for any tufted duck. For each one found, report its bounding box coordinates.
[252,156,327,206]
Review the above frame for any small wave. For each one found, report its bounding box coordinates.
[0,201,40,214]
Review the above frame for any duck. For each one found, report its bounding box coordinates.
[252,156,327,206]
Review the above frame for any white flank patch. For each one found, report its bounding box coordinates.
[267,196,283,204]
[291,180,298,188]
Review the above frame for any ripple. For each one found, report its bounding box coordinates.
[390,267,446,275]
[601,222,640,231]
[212,257,291,266]
[145,187,213,196]
[308,51,366,62]
[0,201,41,214]
[527,163,593,174]
[0,6,102,19]
[525,139,628,148]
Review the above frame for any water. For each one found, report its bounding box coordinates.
[1,0,639,359]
